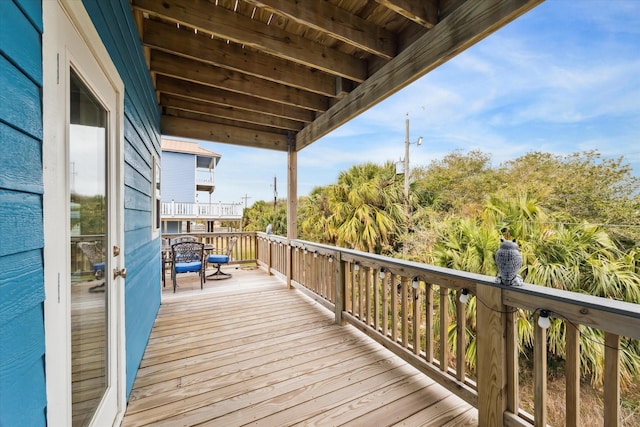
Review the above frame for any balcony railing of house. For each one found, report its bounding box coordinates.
[196,168,214,186]
[161,201,243,219]
[253,233,640,427]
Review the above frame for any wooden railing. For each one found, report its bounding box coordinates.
[256,233,640,427]
[162,231,257,265]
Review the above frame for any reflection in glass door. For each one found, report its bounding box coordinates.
[69,69,108,426]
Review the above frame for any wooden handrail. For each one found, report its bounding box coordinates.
[255,233,640,427]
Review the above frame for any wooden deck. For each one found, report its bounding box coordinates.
[121,266,477,426]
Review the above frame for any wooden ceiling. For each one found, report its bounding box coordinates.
[131,0,543,152]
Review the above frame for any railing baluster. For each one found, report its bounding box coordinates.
[373,269,380,332]
[391,274,398,343]
[439,287,449,372]
[456,290,466,382]
[412,281,420,356]
[425,283,433,363]
[350,264,356,315]
[382,272,388,338]
[365,267,372,325]
[566,323,580,426]
[506,308,519,415]
[401,276,409,348]
[358,267,364,321]
[604,332,621,426]
[534,312,548,427]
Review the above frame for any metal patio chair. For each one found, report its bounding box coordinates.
[206,236,237,280]
[171,241,205,292]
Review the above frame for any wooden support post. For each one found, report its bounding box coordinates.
[476,284,507,426]
[287,140,297,240]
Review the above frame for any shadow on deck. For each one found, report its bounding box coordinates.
[122,266,477,426]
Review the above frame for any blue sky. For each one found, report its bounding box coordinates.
[190,0,640,207]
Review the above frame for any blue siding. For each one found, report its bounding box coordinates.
[162,151,197,202]
[82,0,162,397]
[0,0,45,425]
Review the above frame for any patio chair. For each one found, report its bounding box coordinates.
[171,241,205,292]
[170,235,200,244]
[206,236,237,280]
[78,241,105,279]
[77,241,106,293]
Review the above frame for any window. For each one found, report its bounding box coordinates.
[152,156,161,237]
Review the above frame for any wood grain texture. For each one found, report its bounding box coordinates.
[0,0,42,84]
[121,267,477,426]
[476,284,507,426]
[0,2,45,425]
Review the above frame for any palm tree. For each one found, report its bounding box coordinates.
[298,186,335,244]
[328,162,405,254]
[428,193,640,389]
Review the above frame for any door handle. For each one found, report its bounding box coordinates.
[113,267,127,279]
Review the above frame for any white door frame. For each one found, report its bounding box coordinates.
[43,1,126,425]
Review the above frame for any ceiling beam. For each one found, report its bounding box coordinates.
[142,19,338,97]
[375,0,439,28]
[296,0,544,150]
[132,0,368,82]
[245,0,397,59]
[156,75,315,123]
[161,115,291,151]
[161,94,305,132]
[151,50,328,112]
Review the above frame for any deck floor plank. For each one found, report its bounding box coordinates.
[122,267,477,426]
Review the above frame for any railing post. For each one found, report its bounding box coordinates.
[476,284,507,426]
[267,239,272,275]
[286,242,292,289]
[334,252,345,325]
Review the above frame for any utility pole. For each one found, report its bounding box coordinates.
[273,176,278,211]
[404,115,410,218]
[403,114,423,228]
[241,193,251,209]
[240,193,251,232]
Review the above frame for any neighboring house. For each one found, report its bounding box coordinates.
[160,138,243,233]
[161,138,220,202]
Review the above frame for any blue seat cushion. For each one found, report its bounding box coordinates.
[207,255,229,264]
[175,261,202,273]
[93,262,105,272]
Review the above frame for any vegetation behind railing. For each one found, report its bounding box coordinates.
[256,233,640,427]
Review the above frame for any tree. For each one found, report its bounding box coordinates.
[328,162,405,254]
[242,200,287,235]
[412,150,499,216]
[298,186,335,244]
[500,150,640,244]
[428,193,640,388]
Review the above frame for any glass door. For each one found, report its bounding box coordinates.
[43,2,125,425]
[69,69,109,426]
